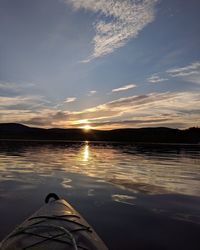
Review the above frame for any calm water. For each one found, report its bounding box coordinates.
[0,141,200,249]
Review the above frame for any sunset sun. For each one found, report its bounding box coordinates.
[83,124,92,131]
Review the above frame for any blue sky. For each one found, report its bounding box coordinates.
[0,0,200,129]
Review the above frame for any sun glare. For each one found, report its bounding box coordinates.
[83,144,89,161]
[83,125,92,131]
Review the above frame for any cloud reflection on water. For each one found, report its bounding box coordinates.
[112,194,137,206]
[0,143,200,197]
[0,142,200,228]
[0,142,200,248]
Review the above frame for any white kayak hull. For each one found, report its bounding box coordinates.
[0,195,108,250]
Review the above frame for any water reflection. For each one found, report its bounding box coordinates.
[0,143,200,197]
[0,142,200,249]
[112,194,137,206]
[83,143,90,162]
[61,178,72,189]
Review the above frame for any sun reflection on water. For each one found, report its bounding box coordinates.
[0,143,200,197]
[83,142,90,162]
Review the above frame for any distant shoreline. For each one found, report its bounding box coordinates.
[0,139,200,147]
[0,123,200,144]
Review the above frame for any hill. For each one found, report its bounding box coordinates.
[0,123,199,143]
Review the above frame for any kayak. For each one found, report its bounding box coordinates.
[0,193,108,250]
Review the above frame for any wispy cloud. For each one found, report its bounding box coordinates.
[82,118,170,130]
[67,0,159,61]
[147,61,200,85]
[112,84,136,92]
[88,90,97,96]
[1,79,199,129]
[0,95,50,111]
[186,74,200,85]
[64,97,77,103]
[165,61,200,85]
[9,91,200,129]
[0,94,53,126]
[167,61,200,77]
[0,81,36,97]
[148,74,168,83]
[0,82,21,97]
[0,96,34,108]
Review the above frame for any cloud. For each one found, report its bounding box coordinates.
[186,75,200,85]
[0,95,50,111]
[112,84,136,92]
[67,0,159,61]
[0,96,32,108]
[147,61,200,85]
[88,90,97,96]
[64,97,77,103]
[8,91,200,129]
[82,118,170,130]
[0,82,21,97]
[165,61,200,85]
[167,61,200,78]
[0,81,36,97]
[148,74,168,83]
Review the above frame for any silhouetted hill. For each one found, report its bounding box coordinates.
[0,123,30,131]
[0,123,199,143]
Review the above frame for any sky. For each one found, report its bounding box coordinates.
[0,0,200,130]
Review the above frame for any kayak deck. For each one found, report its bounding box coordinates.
[0,194,108,250]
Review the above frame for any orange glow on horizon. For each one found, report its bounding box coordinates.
[82,124,92,131]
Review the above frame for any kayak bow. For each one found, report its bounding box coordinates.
[0,193,108,250]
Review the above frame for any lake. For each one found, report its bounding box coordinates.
[0,141,200,249]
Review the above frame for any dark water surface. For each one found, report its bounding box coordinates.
[0,141,200,249]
